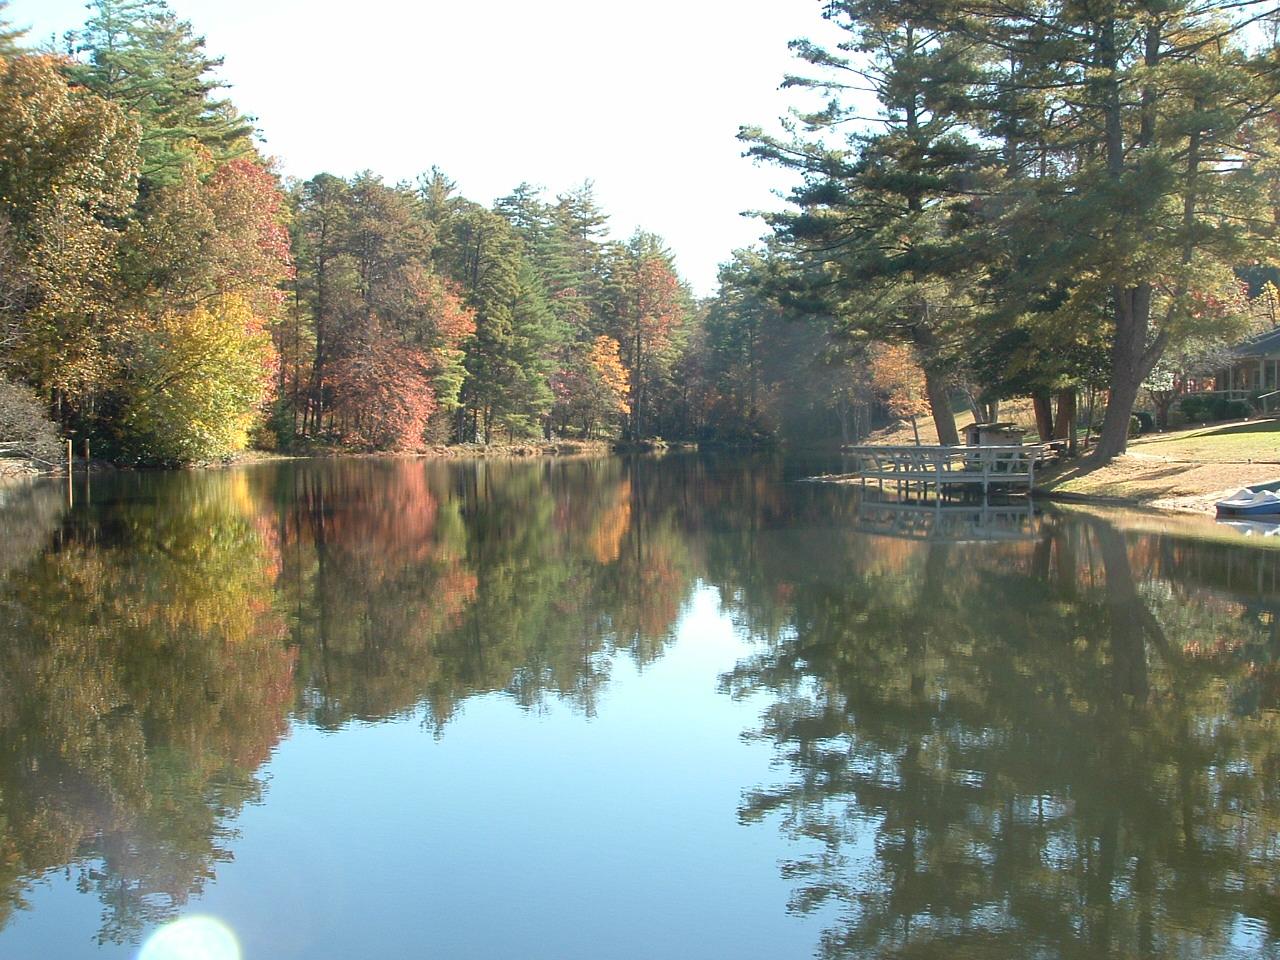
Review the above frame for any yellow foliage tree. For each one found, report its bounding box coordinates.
[116,294,276,462]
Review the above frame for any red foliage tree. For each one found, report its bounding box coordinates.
[329,321,438,449]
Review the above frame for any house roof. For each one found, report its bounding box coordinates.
[1231,326,1280,359]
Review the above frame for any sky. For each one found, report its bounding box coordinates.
[10,0,847,297]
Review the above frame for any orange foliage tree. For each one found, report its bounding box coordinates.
[868,343,931,444]
[550,334,631,438]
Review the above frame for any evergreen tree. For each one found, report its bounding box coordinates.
[968,0,1280,456]
[745,1,985,446]
[0,1,25,56]
[602,232,690,439]
[69,0,255,187]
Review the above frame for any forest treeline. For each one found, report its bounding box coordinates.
[0,0,870,464]
[3,0,1280,463]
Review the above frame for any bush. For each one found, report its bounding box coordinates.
[1178,395,1250,423]
[0,380,62,467]
[1223,399,1252,419]
[1179,395,1210,421]
[1133,410,1155,434]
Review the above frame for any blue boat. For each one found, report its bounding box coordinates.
[1216,481,1280,517]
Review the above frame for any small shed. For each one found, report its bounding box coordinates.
[964,422,1026,447]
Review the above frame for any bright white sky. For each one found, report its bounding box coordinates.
[12,0,846,297]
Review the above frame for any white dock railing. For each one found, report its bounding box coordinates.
[845,444,1052,496]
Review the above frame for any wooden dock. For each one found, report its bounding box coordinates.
[844,444,1051,497]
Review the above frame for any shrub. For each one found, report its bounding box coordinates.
[0,380,62,467]
[1179,395,1209,421]
[1223,399,1252,419]
[1177,395,1253,423]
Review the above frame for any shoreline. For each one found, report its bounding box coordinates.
[813,465,1280,518]
[5,437,710,477]
[64,439,645,472]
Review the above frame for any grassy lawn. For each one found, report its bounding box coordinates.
[1126,417,1280,462]
[867,398,1038,446]
[1037,417,1280,512]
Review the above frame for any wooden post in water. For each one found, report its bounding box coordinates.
[66,438,73,507]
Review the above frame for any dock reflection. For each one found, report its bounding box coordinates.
[852,491,1039,542]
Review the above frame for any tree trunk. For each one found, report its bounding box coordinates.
[1053,387,1077,455]
[923,367,959,445]
[1096,284,1156,459]
[1152,392,1174,431]
[1032,391,1054,443]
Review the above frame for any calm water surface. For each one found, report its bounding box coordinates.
[0,454,1278,959]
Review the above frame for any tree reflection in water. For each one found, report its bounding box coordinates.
[0,457,700,942]
[0,471,292,943]
[721,509,1280,959]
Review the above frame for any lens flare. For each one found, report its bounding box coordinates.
[137,916,241,960]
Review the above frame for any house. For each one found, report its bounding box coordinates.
[1209,327,1280,403]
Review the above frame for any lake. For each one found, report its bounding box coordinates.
[1,454,1277,959]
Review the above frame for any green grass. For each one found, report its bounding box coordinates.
[1129,417,1280,462]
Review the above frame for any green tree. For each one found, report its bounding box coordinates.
[746,2,984,446]
[433,200,556,442]
[956,0,1280,456]
[68,0,254,186]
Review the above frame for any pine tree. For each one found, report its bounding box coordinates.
[69,0,255,187]
[745,0,985,445]
[0,1,26,56]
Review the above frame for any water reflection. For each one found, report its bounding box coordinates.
[261,458,693,728]
[0,457,1276,958]
[722,509,1280,959]
[0,471,292,942]
[852,493,1039,542]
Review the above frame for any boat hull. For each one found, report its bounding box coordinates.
[1216,501,1280,517]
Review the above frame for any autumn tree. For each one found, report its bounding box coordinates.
[287,173,472,448]
[603,233,689,439]
[868,342,930,444]
[550,334,631,438]
[0,52,139,421]
[111,294,277,462]
[98,152,291,461]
